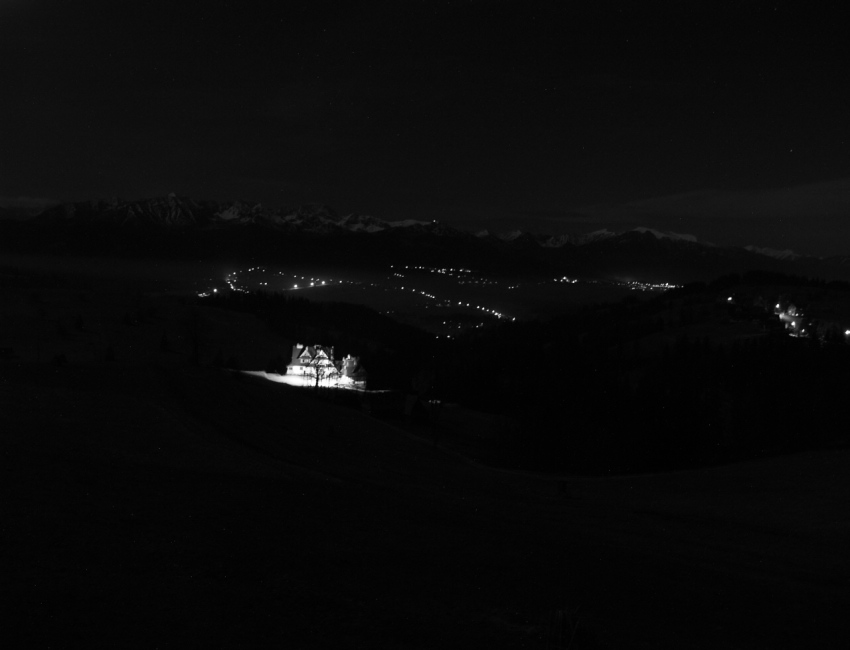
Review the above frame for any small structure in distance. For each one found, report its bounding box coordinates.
[287,343,367,389]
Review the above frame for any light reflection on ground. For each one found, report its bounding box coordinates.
[242,370,364,390]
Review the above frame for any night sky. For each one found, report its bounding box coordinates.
[3,1,850,254]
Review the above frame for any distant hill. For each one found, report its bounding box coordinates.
[4,194,850,283]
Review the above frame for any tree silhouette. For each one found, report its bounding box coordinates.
[305,356,339,390]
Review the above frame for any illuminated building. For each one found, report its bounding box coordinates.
[287,344,335,375]
[286,344,367,388]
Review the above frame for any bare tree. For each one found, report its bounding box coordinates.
[305,357,340,391]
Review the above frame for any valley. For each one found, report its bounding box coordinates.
[3,261,850,647]
[4,208,850,648]
[201,263,670,336]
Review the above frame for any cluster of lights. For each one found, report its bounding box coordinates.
[203,265,521,337]
[284,274,333,290]
[394,265,473,274]
[391,264,500,285]
[224,271,249,293]
[624,280,680,292]
[765,299,850,343]
[394,272,512,324]
[441,320,488,329]
[199,268,349,295]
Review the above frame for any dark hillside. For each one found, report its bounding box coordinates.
[436,272,850,474]
[3,264,850,647]
[4,349,850,647]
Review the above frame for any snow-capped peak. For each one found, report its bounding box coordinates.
[387,218,432,228]
[539,234,572,248]
[577,229,618,244]
[496,230,524,242]
[632,227,698,243]
[538,229,617,247]
[744,245,802,261]
[337,213,388,233]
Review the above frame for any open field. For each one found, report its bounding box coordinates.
[2,259,849,647]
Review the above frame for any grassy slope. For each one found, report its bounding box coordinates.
[2,266,849,648]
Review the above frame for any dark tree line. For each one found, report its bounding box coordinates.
[435,275,850,474]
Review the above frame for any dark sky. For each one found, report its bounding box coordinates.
[3,1,850,253]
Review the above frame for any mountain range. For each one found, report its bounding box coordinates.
[4,194,850,283]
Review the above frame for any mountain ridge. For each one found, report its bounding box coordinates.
[5,194,848,283]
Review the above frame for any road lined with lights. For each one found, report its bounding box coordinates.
[199,265,682,338]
